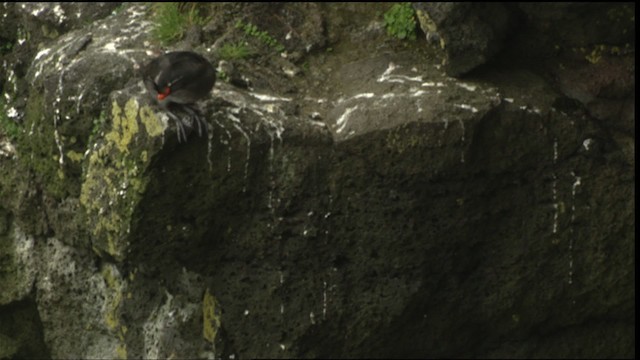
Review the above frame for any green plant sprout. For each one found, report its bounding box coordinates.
[235,20,286,53]
[384,3,417,41]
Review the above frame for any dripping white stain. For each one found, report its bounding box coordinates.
[322,280,328,320]
[453,103,479,113]
[456,82,477,92]
[212,117,232,173]
[421,81,445,87]
[227,113,251,192]
[377,62,424,83]
[206,121,215,172]
[458,119,466,163]
[249,92,292,102]
[337,93,375,104]
[351,93,375,100]
[552,138,559,235]
[335,105,358,134]
[569,172,582,285]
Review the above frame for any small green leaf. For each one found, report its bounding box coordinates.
[382,2,417,41]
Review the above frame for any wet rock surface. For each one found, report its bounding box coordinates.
[0,3,635,359]
[413,2,511,77]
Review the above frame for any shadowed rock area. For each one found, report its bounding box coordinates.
[0,2,634,359]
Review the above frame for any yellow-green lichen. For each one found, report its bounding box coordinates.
[80,157,127,259]
[558,201,566,214]
[203,288,221,343]
[102,265,124,330]
[585,45,604,64]
[80,98,155,261]
[578,44,630,64]
[415,9,437,35]
[101,265,129,360]
[106,99,140,154]
[116,344,127,360]
[102,265,118,288]
[385,129,427,154]
[128,268,137,281]
[415,9,446,49]
[606,5,635,23]
[66,150,84,163]
[140,105,166,137]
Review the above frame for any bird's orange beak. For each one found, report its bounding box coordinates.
[157,86,171,100]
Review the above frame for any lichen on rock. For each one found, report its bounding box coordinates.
[0,2,634,359]
[80,98,164,261]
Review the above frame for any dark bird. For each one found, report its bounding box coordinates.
[142,51,216,142]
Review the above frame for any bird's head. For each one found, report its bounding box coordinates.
[143,51,215,106]
[154,75,185,102]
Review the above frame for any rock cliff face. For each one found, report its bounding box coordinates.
[0,3,634,359]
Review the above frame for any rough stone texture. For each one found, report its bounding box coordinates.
[34,237,114,359]
[413,2,511,77]
[15,3,120,36]
[0,3,635,359]
[0,226,35,305]
[0,298,49,358]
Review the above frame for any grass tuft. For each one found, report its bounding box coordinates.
[151,3,208,45]
[218,42,255,60]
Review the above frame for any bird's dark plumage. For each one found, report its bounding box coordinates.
[142,51,216,142]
